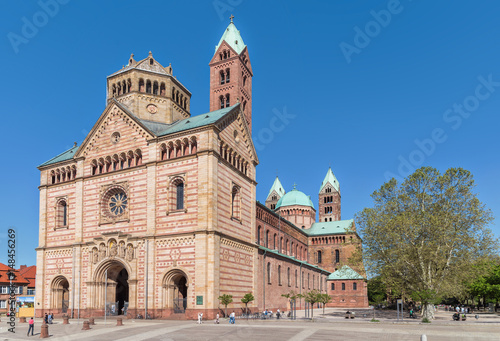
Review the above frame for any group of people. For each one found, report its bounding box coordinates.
[26,313,55,337]
[197,311,236,324]
[44,312,54,324]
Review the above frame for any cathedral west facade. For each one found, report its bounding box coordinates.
[35,19,367,319]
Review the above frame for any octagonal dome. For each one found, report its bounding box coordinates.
[275,188,314,209]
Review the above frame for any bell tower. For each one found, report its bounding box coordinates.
[319,167,341,222]
[209,16,253,132]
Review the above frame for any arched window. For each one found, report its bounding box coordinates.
[278,265,282,285]
[134,149,142,166]
[226,68,230,82]
[317,250,322,264]
[302,271,305,288]
[274,234,277,249]
[146,80,152,93]
[287,267,291,286]
[225,94,230,108]
[231,185,241,220]
[353,282,357,291]
[308,273,310,289]
[342,283,345,291]
[295,269,298,287]
[266,230,269,247]
[176,182,184,210]
[171,178,184,211]
[160,82,166,96]
[331,283,335,290]
[335,250,340,263]
[267,262,271,284]
[219,96,225,109]
[220,70,225,85]
[243,76,247,86]
[153,81,159,95]
[56,199,68,228]
[257,226,261,245]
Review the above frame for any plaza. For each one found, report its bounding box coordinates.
[1,308,499,340]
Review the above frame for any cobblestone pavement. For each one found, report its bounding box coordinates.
[1,309,499,341]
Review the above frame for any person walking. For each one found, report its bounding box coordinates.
[48,312,53,324]
[44,313,48,324]
[277,308,281,319]
[230,311,235,324]
[215,313,220,324]
[197,312,202,324]
[27,317,34,336]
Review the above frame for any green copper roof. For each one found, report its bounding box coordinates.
[215,21,246,55]
[266,176,285,200]
[306,219,354,236]
[39,145,79,167]
[154,104,240,136]
[275,188,314,209]
[258,246,330,273]
[327,265,364,280]
[319,167,340,194]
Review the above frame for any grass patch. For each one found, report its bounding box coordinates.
[421,317,431,323]
[370,318,380,322]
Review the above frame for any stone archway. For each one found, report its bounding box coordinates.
[51,276,69,314]
[91,259,134,317]
[162,269,189,313]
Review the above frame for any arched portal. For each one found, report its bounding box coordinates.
[93,260,131,316]
[162,269,189,313]
[51,276,69,314]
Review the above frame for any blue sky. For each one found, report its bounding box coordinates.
[1,0,499,266]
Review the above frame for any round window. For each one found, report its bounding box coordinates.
[102,187,128,217]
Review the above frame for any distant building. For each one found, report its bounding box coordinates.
[35,18,367,320]
[0,263,30,315]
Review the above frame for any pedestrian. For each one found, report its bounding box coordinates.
[48,312,53,324]
[277,308,281,319]
[197,312,202,324]
[230,311,235,324]
[44,313,48,324]
[27,317,34,336]
[215,313,220,324]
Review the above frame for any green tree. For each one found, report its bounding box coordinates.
[282,290,302,317]
[303,289,321,319]
[356,167,497,320]
[241,293,254,316]
[318,293,332,315]
[218,294,233,318]
[367,276,387,306]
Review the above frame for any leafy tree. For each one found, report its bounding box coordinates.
[318,293,332,315]
[367,276,387,306]
[303,289,321,319]
[218,294,233,318]
[282,290,301,318]
[241,293,254,316]
[356,167,497,320]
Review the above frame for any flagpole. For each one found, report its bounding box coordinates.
[104,269,107,325]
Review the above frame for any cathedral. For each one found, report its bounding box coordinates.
[35,18,367,320]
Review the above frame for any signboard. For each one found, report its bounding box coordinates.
[16,296,35,317]
[397,299,402,304]
[196,296,203,305]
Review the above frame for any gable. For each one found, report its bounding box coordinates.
[75,100,156,161]
[216,105,258,165]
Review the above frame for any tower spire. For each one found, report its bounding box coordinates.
[230,14,234,23]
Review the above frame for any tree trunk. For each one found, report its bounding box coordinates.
[225,306,227,318]
[422,303,435,320]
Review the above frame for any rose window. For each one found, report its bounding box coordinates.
[109,192,127,216]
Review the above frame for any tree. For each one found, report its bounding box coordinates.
[282,290,302,317]
[303,290,321,319]
[241,293,254,317]
[318,293,332,315]
[218,294,233,318]
[367,276,387,306]
[356,167,497,320]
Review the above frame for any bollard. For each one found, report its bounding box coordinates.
[63,316,70,324]
[89,317,95,325]
[40,323,49,338]
[82,320,91,330]
[116,317,123,326]
[421,335,427,341]
[19,316,26,323]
